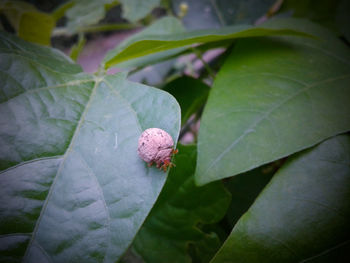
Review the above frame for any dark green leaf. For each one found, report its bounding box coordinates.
[163,76,210,125]
[172,0,275,29]
[280,0,341,31]
[119,0,160,23]
[0,1,55,45]
[223,162,279,229]
[195,18,350,185]
[0,31,180,262]
[211,134,350,262]
[336,0,350,42]
[132,145,231,263]
[103,17,313,69]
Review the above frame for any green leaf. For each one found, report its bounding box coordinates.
[162,76,210,126]
[119,0,160,23]
[65,0,119,33]
[103,17,313,69]
[0,1,55,45]
[195,18,350,185]
[280,0,341,31]
[172,0,275,29]
[104,16,186,69]
[0,31,180,262]
[132,145,231,263]
[211,134,350,262]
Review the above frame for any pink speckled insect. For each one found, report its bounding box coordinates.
[137,128,178,172]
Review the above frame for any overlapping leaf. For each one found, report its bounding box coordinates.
[0,32,180,262]
[211,134,350,262]
[103,17,313,69]
[132,145,231,263]
[195,18,350,185]
[104,16,186,69]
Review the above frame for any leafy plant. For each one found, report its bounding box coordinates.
[0,1,349,263]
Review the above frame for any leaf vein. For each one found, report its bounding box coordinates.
[22,78,99,261]
[205,74,350,174]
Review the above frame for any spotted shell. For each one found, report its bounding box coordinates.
[137,128,174,165]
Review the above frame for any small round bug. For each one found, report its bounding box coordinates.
[137,128,178,172]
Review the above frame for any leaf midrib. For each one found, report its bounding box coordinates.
[22,77,100,262]
[204,74,350,176]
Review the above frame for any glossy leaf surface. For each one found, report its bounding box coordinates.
[0,32,180,262]
[195,19,350,185]
[133,145,231,263]
[211,134,350,262]
[103,18,313,68]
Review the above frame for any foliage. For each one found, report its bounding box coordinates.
[0,1,349,263]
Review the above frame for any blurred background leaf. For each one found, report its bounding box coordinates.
[171,0,276,29]
[0,0,55,45]
[65,0,119,33]
[119,0,160,23]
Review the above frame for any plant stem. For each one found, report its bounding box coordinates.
[191,47,216,79]
[52,23,141,37]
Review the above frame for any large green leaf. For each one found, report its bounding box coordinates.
[195,18,350,185]
[162,76,210,126]
[211,134,350,262]
[0,32,180,262]
[132,145,231,263]
[0,1,55,45]
[119,0,160,23]
[172,0,275,29]
[103,18,313,69]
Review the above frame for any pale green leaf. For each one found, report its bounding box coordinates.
[0,31,180,262]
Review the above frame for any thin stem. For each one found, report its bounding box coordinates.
[191,47,216,79]
[52,23,140,37]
